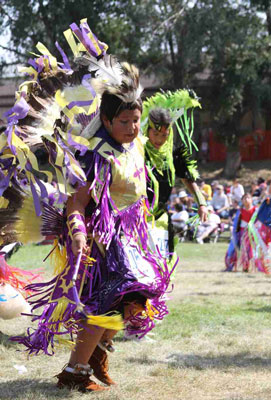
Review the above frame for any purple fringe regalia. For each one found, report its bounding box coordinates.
[12,127,176,355]
[0,19,176,355]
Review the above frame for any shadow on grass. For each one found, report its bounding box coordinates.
[0,379,72,399]
[247,306,271,313]
[0,331,19,349]
[126,352,271,370]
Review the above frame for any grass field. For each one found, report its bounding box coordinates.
[1,242,271,400]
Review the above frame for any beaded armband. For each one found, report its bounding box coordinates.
[193,188,207,207]
[67,212,87,238]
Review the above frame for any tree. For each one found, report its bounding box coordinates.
[197,0,271,177]
[1,1,271,178]
[0,1,122,74]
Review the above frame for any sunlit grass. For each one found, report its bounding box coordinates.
[1,242,271,399]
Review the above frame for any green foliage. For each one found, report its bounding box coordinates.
[0,1,116,72]
[202,1,271,146]
[1,0,271,160]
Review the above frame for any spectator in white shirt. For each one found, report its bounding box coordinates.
[171,203,189,229]
[230,179,244,204]
[196,205,221,244]
[211,185,229,218]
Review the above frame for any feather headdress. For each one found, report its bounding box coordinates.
[143,89,201,208]
[142,89,201,153]
[81,60,143,139]
[0,18,143,212]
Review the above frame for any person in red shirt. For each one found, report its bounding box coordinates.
[239,194,256,228]
[225,193,256,272]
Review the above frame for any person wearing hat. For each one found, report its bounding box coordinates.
[178,189,196,216]
[178,190,188,199]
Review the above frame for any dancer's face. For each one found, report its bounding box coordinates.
[103,109,141,144]
[242,194,252,209]
[148,126,170,149]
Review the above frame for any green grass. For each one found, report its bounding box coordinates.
[1,242,271,399]
[9,244,53,271]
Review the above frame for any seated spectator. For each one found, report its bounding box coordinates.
[230,179,244,204]
[259,182,269,202]
[167,196,180,214]
[211,184,229,219]
[198,179,212,203]
[251,180,261,197]
[196,205,221,244]
[257,177,267,192]
[225,184,231,195]
[169,187,178,203]
[211,180,219,196]
[171,203,189,232]
[178,190,190,209]
[179,190,197,217]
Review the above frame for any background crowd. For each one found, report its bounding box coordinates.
[169,177,271,245]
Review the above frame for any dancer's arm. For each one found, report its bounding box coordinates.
[181,178,208,222]
[66,183,92,256]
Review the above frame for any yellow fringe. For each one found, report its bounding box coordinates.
[55,337,76,351]
[50,240,68,275]
[86,313,124,330]
[129,302,145,317]
[48,296,123,331]
[14,196,43,244]
[142,300,159,320]
[0,197,9,208]
[48,297,74,326]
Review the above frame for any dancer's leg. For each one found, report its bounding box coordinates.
[69,324,105,366]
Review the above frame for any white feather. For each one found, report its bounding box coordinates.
[81,112,102,139]
[25,101,61,143]
[76,55,123,86]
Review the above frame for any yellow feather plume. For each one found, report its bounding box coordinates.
[50,240,68,275]
[14,196,43,244]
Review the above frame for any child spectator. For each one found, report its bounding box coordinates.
[211,185,229,219]
[171,203,189,232]
[225,193,256,272]
[230,179,244,204]
[198,179,212,203]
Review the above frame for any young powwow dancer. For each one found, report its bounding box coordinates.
[238,195,271,274]
[96,92,209,375]
[225,193,259,272]
[0,20,175,391]
[141,94,209,249]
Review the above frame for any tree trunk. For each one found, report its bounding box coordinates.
[223,149,241,179]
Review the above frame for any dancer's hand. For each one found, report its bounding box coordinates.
[198,205,208,222]
[72,233,87,256]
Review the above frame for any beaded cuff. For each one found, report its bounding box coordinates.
[67,212,87,238]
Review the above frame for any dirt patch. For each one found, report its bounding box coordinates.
[197,159,271,191]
